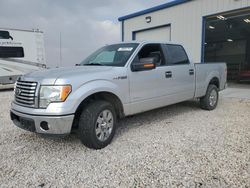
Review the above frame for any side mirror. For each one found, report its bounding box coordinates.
[131,57,156,72]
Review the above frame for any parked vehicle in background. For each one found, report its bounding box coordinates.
[0,28,46,86]
[10,41,227,149]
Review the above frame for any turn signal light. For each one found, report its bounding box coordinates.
[60,85,72,101]
[143,63,154,68]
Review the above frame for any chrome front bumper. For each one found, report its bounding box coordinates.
[10,109,74,135]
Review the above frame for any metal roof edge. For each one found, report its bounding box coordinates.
[118,0,192,21]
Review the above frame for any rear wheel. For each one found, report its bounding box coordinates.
[200,84,219,111]
[78,100,117,149]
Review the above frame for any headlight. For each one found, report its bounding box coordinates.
[39,85,71,108]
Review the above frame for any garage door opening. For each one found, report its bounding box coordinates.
[203,8,250,82]
[132,25,171,42]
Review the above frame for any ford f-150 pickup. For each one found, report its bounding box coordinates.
[10,42,227,149]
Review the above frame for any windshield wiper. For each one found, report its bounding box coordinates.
[83,63,104,66]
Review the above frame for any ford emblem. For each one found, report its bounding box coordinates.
[15,88,22,96]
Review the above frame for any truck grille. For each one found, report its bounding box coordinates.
[15,80,37,107]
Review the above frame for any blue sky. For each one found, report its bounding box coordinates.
[0,0,169,67]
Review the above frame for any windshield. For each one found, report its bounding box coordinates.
[80,43,139,67]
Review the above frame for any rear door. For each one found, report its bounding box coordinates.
[162,44,195,100]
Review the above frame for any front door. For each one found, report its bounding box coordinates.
[128,43,169,114]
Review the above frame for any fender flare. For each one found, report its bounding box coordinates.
[205,71,220,90]
[70,80,126,113]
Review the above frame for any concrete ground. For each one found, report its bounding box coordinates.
[0,86,249,188]
[221,83,250,100]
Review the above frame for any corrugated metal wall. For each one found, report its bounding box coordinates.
[123,0,250,63]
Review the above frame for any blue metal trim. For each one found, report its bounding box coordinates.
[132,32,136,41]
[121,21,124,42]
[201,16,206,63]
[118,0,192,21]
[132,24,171,41]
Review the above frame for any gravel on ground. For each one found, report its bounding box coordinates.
[0,90,249,188]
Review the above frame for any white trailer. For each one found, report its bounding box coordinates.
[0,28,46,87]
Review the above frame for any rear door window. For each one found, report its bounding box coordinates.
[164,44,189,65]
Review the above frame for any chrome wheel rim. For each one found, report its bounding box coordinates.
[95,109,114,142]
[209,89,218,107]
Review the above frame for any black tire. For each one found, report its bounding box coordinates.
[78,100,117,149]
[200,84,219,111]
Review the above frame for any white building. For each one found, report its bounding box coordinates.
[119,0,250,81]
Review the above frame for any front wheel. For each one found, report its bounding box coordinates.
[78,100,117,149]
[200,84,219,111]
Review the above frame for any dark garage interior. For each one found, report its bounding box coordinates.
[204,8,250,82]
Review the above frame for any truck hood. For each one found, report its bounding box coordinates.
[22,66,113,84]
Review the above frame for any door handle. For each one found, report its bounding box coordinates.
[189,69,194,75]
[165,71,172,78]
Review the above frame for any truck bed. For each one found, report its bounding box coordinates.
[194,62,227,98]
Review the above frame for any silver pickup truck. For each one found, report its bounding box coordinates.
[10,42,227,149]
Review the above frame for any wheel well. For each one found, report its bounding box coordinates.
[72,92,125,129]
[209,77,220,89]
